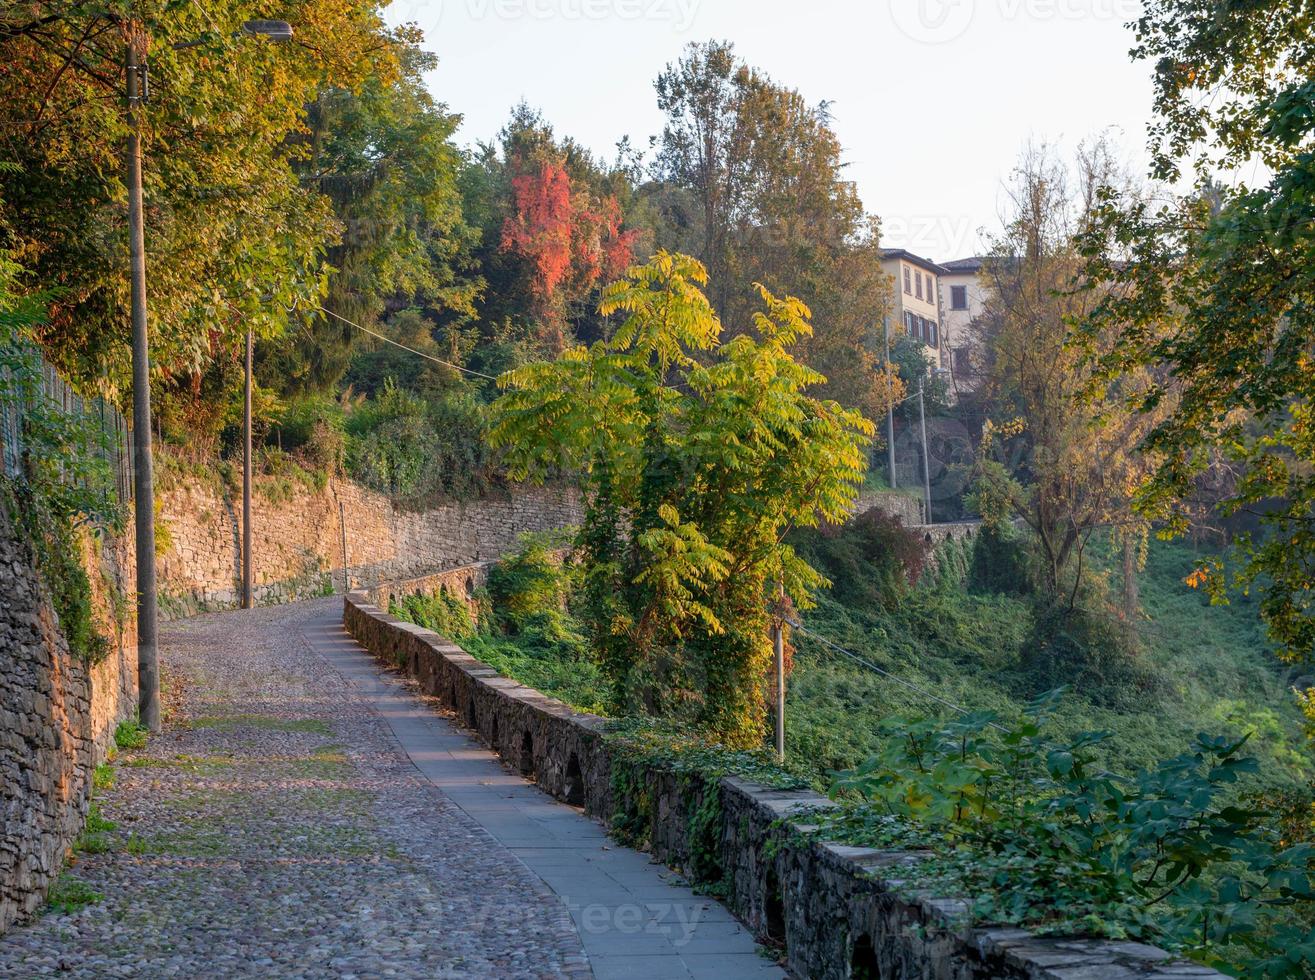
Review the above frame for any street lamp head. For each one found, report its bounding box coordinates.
[242,19,294,42]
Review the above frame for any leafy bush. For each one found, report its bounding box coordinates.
[389,535,606,713]
[391,589,473,641]
[486,531,574,634]
[826,694,1315,976]
[344,381,432,498]
[275,394,346,473]
[341,381,497,502]
[792,508,929,610]
[967,524,1031,596]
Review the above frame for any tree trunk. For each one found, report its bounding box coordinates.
[1121,532,1139,622]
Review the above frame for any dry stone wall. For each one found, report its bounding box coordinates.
[0,505,136,933]
[851,488,924,526]
[344,581,1226,980]
[157,481,581,618]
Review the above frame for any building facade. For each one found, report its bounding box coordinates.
[878,248,948,372]
[939,255,990,394]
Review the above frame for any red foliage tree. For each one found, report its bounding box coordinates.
[501,157,640,349]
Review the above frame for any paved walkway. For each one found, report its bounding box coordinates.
[0,599,781,979]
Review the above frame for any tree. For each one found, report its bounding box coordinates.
[456,104,645,359]
[652,41,898,423]
[1077,0,1315,664]
[489,252,872,746]
[972,142,1159,624]
[0,0,403,414]
[271,42,482,396]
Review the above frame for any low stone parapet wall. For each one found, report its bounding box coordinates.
[343,587,1222,980]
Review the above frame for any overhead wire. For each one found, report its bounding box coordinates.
[314,305,498,382]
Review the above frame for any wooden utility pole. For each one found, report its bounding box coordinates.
[242,326,253,608]
[339,499,349,593]
[918,379,932,524]
[126,33,160,732]
[772,584,786,763]
[883,316,896,488]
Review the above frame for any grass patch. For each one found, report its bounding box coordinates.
[113,719,148,751]
[462,633,609,715]
[43,877,103,915]
[91,762,115,792]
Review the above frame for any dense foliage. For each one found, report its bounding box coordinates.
[0,246,119,661]
[825,699,1314,976]
[1076,0,1315,665]
[490,252,872,745]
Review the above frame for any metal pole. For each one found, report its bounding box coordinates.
[883,315,896,488]
[242,326,253,609]
[919,379,932,525]
[339,498,349,593]
[772,583,785,763]
[126,36,160,733]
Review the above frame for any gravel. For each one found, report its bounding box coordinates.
[0,599,589,978]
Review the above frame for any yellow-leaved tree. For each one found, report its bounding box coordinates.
[489,251,872,747]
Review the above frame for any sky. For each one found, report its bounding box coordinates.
[384,0,1156,262]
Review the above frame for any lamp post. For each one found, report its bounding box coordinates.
[125,32,158,731]
[125,16,293,729]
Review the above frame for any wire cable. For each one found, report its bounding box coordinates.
[314,305,498,381]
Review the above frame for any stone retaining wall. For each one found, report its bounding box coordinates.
[0,505,136,933]
[157,480,581,617]
[852,488,924,526]
[343,586,1223,980]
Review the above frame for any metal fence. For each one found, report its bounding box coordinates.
[0,348,133,507]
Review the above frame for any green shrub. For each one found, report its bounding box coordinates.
[487,532,575,634]
[827,695,1315,976]
[792,508,929,610]
[968,524,1031,596]
[391,589,473,640]
[343,381,497,502]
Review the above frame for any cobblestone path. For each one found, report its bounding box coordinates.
[0,599,589,978]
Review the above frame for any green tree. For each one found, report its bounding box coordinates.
[489,252,872,747]
[271,43,482,396]
[652,41,897,421]
[0,0,402,413]
[972,142,1159,624]
[1077,0,1315,663]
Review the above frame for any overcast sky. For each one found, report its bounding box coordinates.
[385,0,1155,262]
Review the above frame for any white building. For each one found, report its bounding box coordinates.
[939,256,991,394]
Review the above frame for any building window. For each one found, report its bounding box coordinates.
[914,271,922,300]
[903,268,911,294]
[925,273,934,303]
[904,310,915,337]
[950,284,968,310]
[928,320,938,348]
